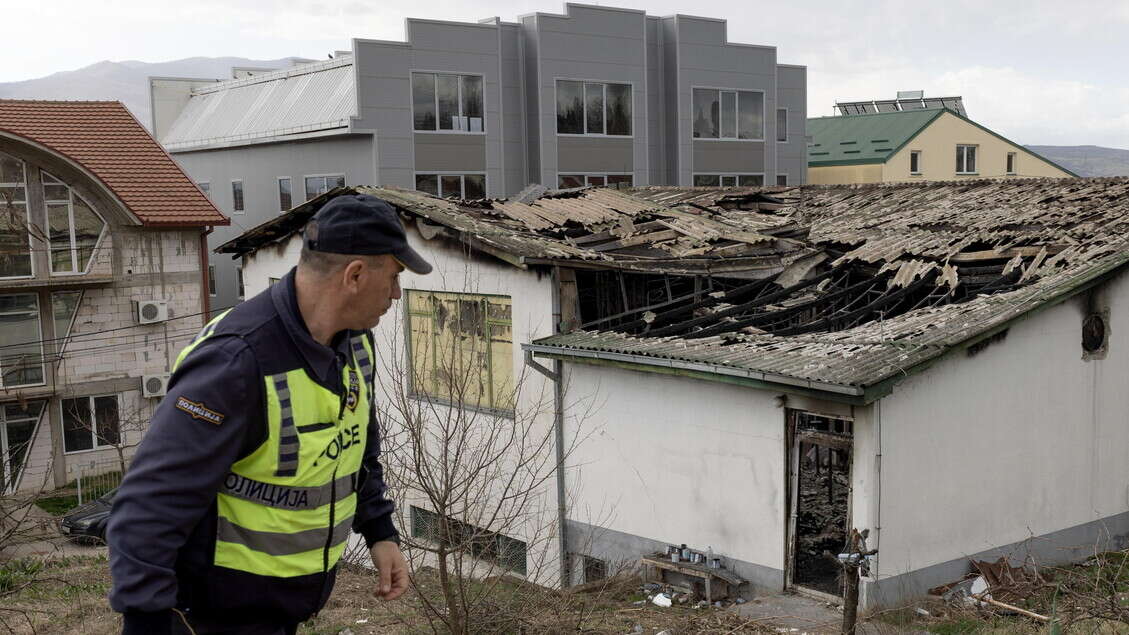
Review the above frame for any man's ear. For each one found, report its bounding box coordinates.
[342,258,366,291]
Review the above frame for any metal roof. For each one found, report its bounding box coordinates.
[161,58,355,151]
[806,109,944,166]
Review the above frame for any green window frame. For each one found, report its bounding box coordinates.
[411,505,527,575]
[405,290,513,413]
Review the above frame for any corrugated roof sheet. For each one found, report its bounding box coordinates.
[162,58,355,151]
[534,178,1129,392]
[0,99,227,227]
[806,109,943,166]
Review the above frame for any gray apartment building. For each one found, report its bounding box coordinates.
[152,3,807,313]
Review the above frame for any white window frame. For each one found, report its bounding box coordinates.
[61,393,121,455]
[0,293,45,390]
[554,78,635,138]
[208,264,217,297]
[303,174,346,201]
[1006,152,1017,175]
[0,154,34,280]
[196,181,210,195]
[410,70,487,135]
[910,150,923,175]
[555,173,634,188]
[413,172,488,199]
[236,266,245,300]
[692,172,767,187]
[230,179,244,214]
[41,171,108,277]
[956,145,978,175]
[776,107,788,143]
[277,176,292,212]
[691,86,766,142]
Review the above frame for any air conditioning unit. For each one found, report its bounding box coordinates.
[142,374,170,398]
[137,300,168,324]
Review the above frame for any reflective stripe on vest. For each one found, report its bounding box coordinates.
[217,514,354,557]
[272,374,300,477]
[350,334,373,387]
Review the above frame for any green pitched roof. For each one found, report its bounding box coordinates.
[806,109,945,166]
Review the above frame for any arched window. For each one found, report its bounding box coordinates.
[42,171,106,274]
[0,151,32,279]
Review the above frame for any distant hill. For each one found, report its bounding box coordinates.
[1026,145,1129,177]
[0,57,310,129]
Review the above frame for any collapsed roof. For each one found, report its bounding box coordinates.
[218,177,1129,399]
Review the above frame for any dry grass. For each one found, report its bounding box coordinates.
[0,556,772,635]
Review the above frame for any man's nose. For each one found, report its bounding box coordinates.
[391,278,402,300]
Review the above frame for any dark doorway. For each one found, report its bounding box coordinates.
[786,410,853,598]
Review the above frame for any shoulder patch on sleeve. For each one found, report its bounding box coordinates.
[174,396,226,425]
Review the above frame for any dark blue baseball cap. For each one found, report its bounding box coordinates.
[305,194,432,274]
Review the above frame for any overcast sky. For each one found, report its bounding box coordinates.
[6,0,1128,148]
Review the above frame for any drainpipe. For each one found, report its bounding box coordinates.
[199,227,213,317]
[524,265,570,589]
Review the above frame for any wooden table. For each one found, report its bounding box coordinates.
[640,554,746,602]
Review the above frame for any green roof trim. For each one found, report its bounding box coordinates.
[806,108,1081,177]
[806,109,945,166]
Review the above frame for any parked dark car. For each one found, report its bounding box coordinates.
[59,488,116,543]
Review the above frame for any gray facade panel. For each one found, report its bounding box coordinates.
[692,140,766,174]
[775,65,808,185]
[662,17,680,184]
[557,137,634,173]
[413,134,487,171]
[174,135,373,313]
[521,16,542,189]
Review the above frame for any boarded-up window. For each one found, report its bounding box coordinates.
[406,290,513,412]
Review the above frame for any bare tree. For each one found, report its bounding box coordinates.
[355,270,601,634]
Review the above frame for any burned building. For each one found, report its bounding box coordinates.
[219,176,1129,607]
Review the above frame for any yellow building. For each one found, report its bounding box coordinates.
[807,108,1077,184]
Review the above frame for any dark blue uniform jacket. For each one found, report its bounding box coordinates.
[107,269,397,633]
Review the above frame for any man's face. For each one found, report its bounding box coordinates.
[354,255,403,329]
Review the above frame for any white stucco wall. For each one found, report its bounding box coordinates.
[241,219,561,583]
[874,268,1129,583]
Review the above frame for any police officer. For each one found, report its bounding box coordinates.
[108,194,431,634]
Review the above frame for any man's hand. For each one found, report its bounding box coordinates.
[370,540,409,600]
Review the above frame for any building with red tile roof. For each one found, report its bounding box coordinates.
[0,99,226,495]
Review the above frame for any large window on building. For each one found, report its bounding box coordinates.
[0,294,44,389]
[42,172,106,275]
[412,73,484,133]
[0,151,32,278]
[556,80,631,136]
[415,173,486,200]
[405,290,513,412]
[305,174,346,201]
[956,145,978,174]
[2,401,43,493]
[693,174,764,187]
[51,291,82,356]
[693,88,764,140]
[62,394,120,453]
[411,505,527,575]
[557,174,633,188]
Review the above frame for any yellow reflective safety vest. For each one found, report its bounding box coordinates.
[173,310,375,578]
